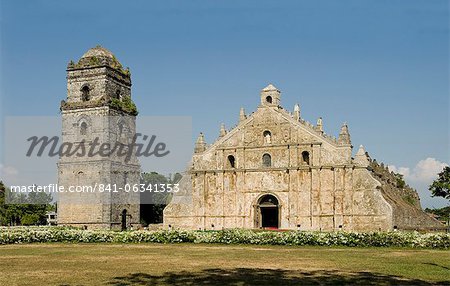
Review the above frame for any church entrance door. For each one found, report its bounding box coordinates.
[257,194,279,229]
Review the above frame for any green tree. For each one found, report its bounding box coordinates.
[0,181,7,225]
[429,166,450,200]
[425,206,450,218]
[0,181,53,226]
[394,173,406,188]
[21,213,41,225]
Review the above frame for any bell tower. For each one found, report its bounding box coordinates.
[260,84,281,107]
[58,46,140,230]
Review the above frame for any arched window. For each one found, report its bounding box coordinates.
[302,151,310,165]
[227,155,236,168]
[80,122,88,135]
[262,153,271,167]
[266,96,272,104]
[263,130,272,144]
[81,85,90,101]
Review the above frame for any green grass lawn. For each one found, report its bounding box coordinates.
[0,243,448,285]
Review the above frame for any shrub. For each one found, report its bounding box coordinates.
[110,96,138,115]
[0,227,448,249]
[20,214,41,226]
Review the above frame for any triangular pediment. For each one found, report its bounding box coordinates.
[206,106,337,152]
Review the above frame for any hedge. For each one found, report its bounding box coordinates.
[0,227,449,249]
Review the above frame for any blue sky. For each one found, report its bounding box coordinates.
[0,0,448,207]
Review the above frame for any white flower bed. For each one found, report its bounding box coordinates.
[0,227,448,248]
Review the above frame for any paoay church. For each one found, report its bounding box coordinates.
[164,85,442,231]
[57,46,441,231]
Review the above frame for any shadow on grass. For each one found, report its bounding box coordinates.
[106,268,448,285]
[422,262,450,271]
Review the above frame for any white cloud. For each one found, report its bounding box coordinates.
[388,157,448,184]
[388,165,410,178]
[0,164,19,184]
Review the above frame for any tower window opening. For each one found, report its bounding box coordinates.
[81,85,90,101]
[263,130,272,144]
[227,155,236,168]
[262,153,272,167]
[302,151,310,165]
[266,96,272,104]
[80,122,88,135]
[123,172,128,185]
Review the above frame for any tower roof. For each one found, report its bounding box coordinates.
[262,84,279,92]
[68,46,129,76]
[81,46,115,60]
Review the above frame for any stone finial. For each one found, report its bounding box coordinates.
[194,132,207,153]
[293,103,300,121]
[239,107,246,122]
[354,145,369,167]
[338,122,351,145]
[219,123,226,138]
[316,117,323,133]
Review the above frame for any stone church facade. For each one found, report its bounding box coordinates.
[57,46,140,230]
[164,84,442,231]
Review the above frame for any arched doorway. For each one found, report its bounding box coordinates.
[121,209,127,231]
[256,194,279,229]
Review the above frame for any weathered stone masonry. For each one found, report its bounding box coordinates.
[58,47,140,230]
[164,84,443,231]
[56,47,442,232]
